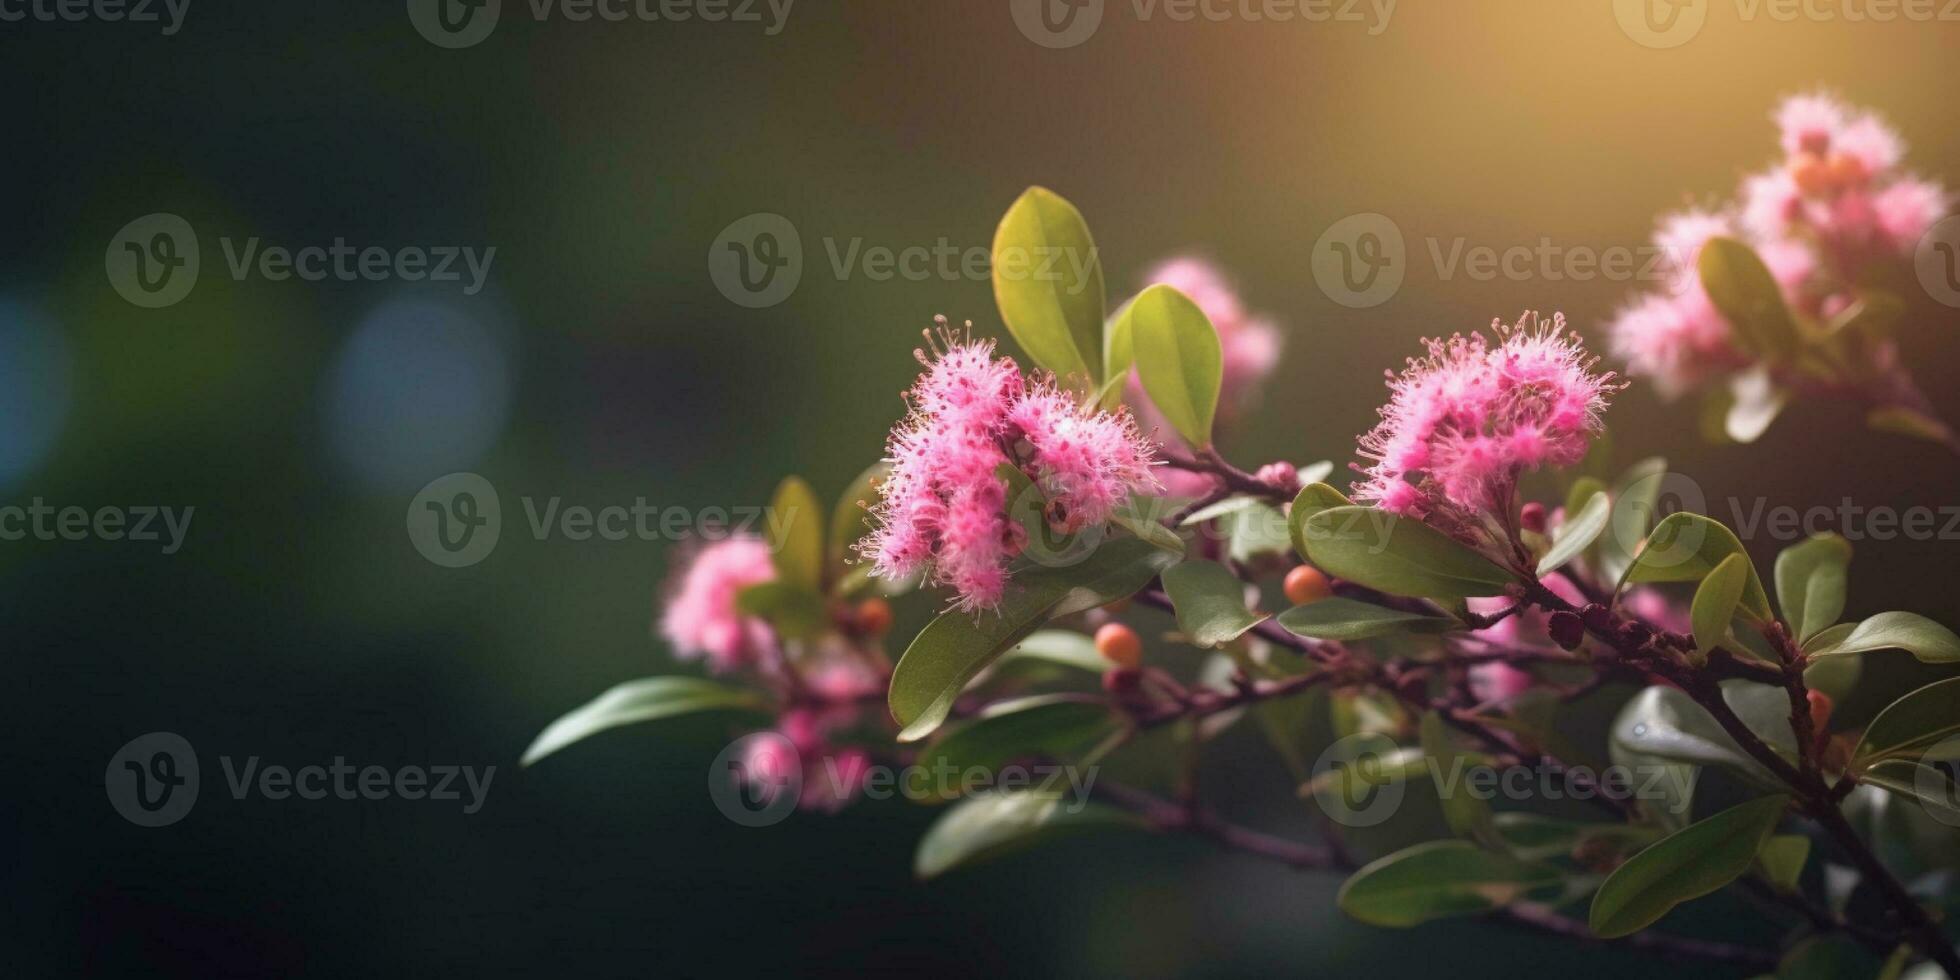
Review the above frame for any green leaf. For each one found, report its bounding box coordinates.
[1277,597,1458,641]
[1757,833,1810,892]
[1538,490,1609,576]
[1698,237,1800,360]
[1491,813,1659,863]
[1598,457,1667,585]
[1610,684,1793,790]
[827,462,889,580]
[522,677,768,766]
[1223,503,1292,563]
[1109,497,1186,555]
[1620,512,1771,622]
[1179,494,1263,526]
[1160,559,1268,648]
[1301,506,1514,600]
[1691,552,1750,654]
[888,537,1178,742]
[733,581,829,640]
[991,186,1105,382]
[767,475,824,591]
[1779,936,1886,980]
[1868,406,1956,446]
[1123,284,1222,448]
[1806,612,1960,665]
[919,695,1123,799]
[914,789,1140,879]
[1588,795,1789,938]
[1337,840,1563,927]
[1859,759,1960,824]
[1288,482,1354,562]
[1421,712,1495,843]
[1774,533,1852,643]
[998,629,1105,672]
[1853,676,1960,766]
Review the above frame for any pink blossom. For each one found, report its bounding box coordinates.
[1463,574,1586,702]
[862,322,1159,612]
[1124,258,1283,460]
[1776,92,1846,158]
[1353,313,1620,532]
[1873,177,1949,253]
[1606,288,1739,399]
[658,535,778,673]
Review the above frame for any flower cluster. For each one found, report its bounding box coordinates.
[657,535,778,673]
[1353,312,1620,539]
[1609,93,1950,397]
[861,321,1159,612]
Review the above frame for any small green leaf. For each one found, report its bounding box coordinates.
[888,537,1178,742]
[1806,612,1960,665]
[1538,490,1609,576]
[1179,494,1263,526]
[991,186,1105,382]
[1757,833,1810,892]
[920,695,1123,799]
[827,462,889,580]
[1598,457,1667,584]
[997,629,1104,672]
[1277,597,1457,641]
[1620,512,1771,622]
[1109,497,1186,555]
[1161,559,1269,648]
[734,581,828,640]
[1421,712,1495,843]
[1337,840,1563,927]
[1123,284,1222,448]
[1853,676,1960,766]
[1610,684,1793,790]
[522,677,768,766]
[1490,813,1659,863]
[1288,482,1354,561]
[1223,502,1292,563]
[767,476,824,591]
[914,789,1140,879]
[1775,533,1852,643]
[1691,552,1750,653]
[1301,506,1514,600]
[1698,237,1800,360]
[1588,795,1790,938]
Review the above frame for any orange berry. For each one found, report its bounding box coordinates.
[1283,565,1333,606]
[1827,152,1867,190]
[1094,623,1143,669]
[854,597,893,636]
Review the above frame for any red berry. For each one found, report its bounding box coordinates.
[1095,623,1143,669]
[1283,566,1333,606]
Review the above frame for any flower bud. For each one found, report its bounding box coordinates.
[1256,461,1302,495]
[1548,610,1585,651]
[1283,566,1333,606]
[1580,603,1616,633]
[1095,623,1143,669]
[1519,501,1547,534]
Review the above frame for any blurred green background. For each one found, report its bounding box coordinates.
[6,1,1960,975]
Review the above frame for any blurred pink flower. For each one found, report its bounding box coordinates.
[658,535,778,672]
[1353,313,1619,532]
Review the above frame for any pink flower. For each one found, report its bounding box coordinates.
[1124,258,1283,459]
[862,321,1159,612]
[1874,177,1949,253]
[1463,574,1587,702]
[1776,92,1847,158]
[658,535,778,673]
[1353,313,1620,534]
[1607,287,1740,399]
